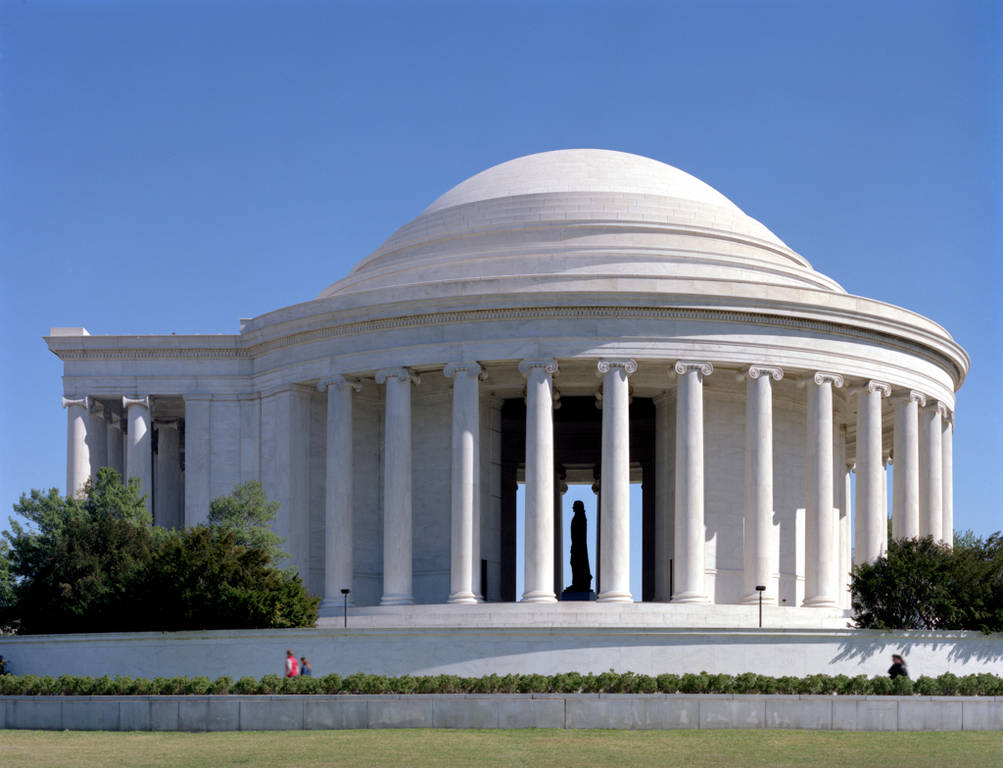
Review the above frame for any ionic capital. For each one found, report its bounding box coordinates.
[852,379,891,398]
[596,358,637,377]
[375,367,420,386]
[89,400,105,417]
[61,395,89,410]
[891,390,927,408]
[802,372,843,388]
[317,375,362,393]
[933,401,951,420]
[155,419,179,431]
[122,395,150,410]
[673,360,713,377]
[444,361,487,380]
[742,365,784,382]
[518,358,558,377]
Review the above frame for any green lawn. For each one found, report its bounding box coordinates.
[1,730,1001,768]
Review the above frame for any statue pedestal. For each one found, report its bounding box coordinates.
[560,588,597,601]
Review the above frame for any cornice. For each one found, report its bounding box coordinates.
[48,304,967,389]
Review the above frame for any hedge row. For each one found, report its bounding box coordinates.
[1,671,1001,697]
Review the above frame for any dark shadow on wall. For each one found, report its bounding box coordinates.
[831,631,1003,666]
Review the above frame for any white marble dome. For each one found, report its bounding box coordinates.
[318,149,845,303]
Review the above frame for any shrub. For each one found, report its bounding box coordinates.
[232,676,260,695]
[656,674,681,693]
[186,676,212,695]
[258,674,282,694]
[319,674,343,694]
[937,673,960,696]
[209,677,233,695]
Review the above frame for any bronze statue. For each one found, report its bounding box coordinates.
[569,500,592,592]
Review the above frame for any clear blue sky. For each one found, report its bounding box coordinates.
[2,1,1000,579]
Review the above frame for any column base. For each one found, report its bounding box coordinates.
[380,594,415,606]
[448,591,478,605]
[802,596,839,608]
[671,592,710,604]
[520,590,557,603]
[597,591,633,603]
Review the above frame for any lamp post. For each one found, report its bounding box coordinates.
[340,588,351,629]
[755,585,766,628]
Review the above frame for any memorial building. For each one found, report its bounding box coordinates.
[46,149,968,626]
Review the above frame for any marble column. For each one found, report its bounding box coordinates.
[597,358,636,603]
[653,392,675,601]
[918,401,944,541]
[672,361,712,604]
[741,365,783,604]
[62,395,91,497]
[183,394,212,527]
[154,420,182,529]
[123,396,152,514]
[88,401,108,480]
[376,367,419,606]
[106,413,124,477]
[854,380,890,565]
[892,391,925,540]
[942,410,954,547]
[804,372,842,607]
[318,376,361,610]
[444,362,484,605]
[519,359,558,603]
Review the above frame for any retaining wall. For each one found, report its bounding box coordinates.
[1,627,1001,680]
[1,694,1001,731]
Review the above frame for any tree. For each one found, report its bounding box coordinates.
[851,533,1003,632]
[2,469,155,634]
[3,471,317,634]
[136,526,318,631]
[208,481,287,565]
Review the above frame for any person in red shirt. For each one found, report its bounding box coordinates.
[284,649,299,677]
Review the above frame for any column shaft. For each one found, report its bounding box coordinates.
[519,359,558,603]
[854,381,889,565]
[63,396,91,497]
[742,366,782,603]
[918,403,944,541]
[942,413,954,547]
[377,368,417,605]
[445,363,482,604]
[804,373,841,607]
[124,396,153,515]
[320,376,360,610]
[672,361,712,604]
[598,359,636,603]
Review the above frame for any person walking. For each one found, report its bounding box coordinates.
[284,649,299,677]
[300,657,313,677]
[888,654,908,679]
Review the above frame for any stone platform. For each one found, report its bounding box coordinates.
[316,602,852,630]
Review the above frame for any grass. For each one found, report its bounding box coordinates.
[1,729,1001,768]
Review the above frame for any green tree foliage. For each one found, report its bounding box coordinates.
[208,481,287,565]
[851,533,1003,632]
[2,469,155,634]
[137,526,318,630]
[2,470,317,634]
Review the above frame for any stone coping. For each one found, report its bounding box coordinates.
[2,694,1001,732]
